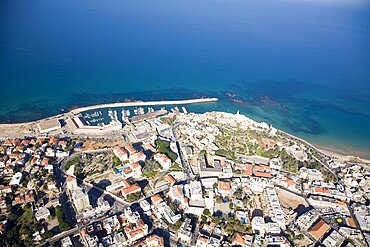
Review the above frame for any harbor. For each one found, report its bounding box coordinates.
[70,97,218,115]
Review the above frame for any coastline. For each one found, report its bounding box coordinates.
[316,145,370,164]
[0,97,369,163]
[0,98,218,126]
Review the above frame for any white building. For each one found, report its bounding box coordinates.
[140,200,151,212]
[113,147,128,162]
[251,216,265,235]
[35,207,51,221]
[154,153,172,170]
[156,201,181,224]
[66,176,78,190]
[72,189,91,213]
[185,181,203,201]
[60,236,73,247]
[9,172,22,186]
[265,187,285,228]
[299,167,323,181]
[178,218,193,244]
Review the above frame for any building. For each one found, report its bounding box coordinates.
[218,180,231,197]
[178,218,193,244]
[254,164,272,178]
[196,236,209,247]
[113,147,128,162]
[265,187,285,228]
[60,236,73,247]
[132,234,164,247]
[47,181,57,190]
[140,200,151,212]
[67,115,122,135]
[71,189,91,213]
[299,167,323,181]
[66,176,78,190]
[130,162,142,178]
[130,151,147,163]
[308,219,331,241]
[168,185,185,205]
[154,153,171,170]
[251,216,265,235]
[124,144,136,155]
[198,153,222,178]
[35,207,51,221]
[186,181,203,201]
[9,172,22,186]
[155,201,181,224]
[124,219,148,243]
[38,119,62,134]
[264,234,290,247]
[121,183,141,198]
[164,174,176,185]
[322,230,345,247]
[232,232,253,247]
[151,194,163,205]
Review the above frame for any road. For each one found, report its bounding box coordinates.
[172,124,194,180]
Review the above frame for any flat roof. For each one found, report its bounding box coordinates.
[9,172,22,186]
[199,153,222,172]
[130,110,168,123]
[38,119,61,132]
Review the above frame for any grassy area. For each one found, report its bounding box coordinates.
[155,139,177,162]
[143,160,161,178]
[64,156,80,171]
[142,170,159,178]
[126,192,142,202]
[170,163,182,171]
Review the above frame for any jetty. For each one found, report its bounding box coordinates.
[70,97,218,114]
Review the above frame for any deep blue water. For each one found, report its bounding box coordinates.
[0,0,369,158]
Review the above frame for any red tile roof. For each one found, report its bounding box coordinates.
[164,174,176,184]
[218,181,231,191]
[243,164,253,176]
[309,219,330,240]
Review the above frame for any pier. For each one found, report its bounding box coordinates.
[70,97,218,114]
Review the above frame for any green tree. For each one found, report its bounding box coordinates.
[211,216,221,224]
[203,209,211,216]
[155,140,177,162]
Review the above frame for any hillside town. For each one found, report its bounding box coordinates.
[0,108,369,247]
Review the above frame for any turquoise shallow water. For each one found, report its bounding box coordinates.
[0,0,369,158]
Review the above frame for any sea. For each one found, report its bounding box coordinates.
[0,0,369,158]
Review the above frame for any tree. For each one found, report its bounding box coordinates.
[169,201,177,212]
[55,206,70,231]
[242,197,249,206]
[203,209,211,217]
[42,231,54,240]
[155,140,177,162]
[233,190,243,200]
[112,156,121,166]
[211,216,221,224]
[126,192,142,202]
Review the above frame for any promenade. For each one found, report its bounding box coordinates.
[70,97,218,114]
